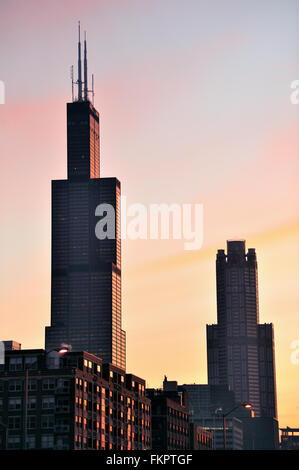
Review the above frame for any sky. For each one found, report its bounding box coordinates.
[0,0,298,428]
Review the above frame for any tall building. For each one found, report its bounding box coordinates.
[45,26,126,369]
[206,240,277,420]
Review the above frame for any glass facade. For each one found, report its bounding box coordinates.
[45,100,126,370]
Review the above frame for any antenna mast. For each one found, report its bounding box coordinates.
[84,31,88,101]
[70,65,74,102]
[77,21,82,101]
[92,74,95,105]
[71,22,95,104]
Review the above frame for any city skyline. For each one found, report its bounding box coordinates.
[0,0,298,431]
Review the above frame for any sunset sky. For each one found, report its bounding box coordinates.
[0,0,298,428]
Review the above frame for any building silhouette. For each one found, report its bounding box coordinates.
[280,428,299,450]
[45,25,126,369]
[207,240,277,419]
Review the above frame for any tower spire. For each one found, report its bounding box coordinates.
[77,21,83,101]
[84,31,88,101]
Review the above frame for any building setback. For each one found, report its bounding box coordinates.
[0,349,151,450]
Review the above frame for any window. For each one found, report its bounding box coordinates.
[42,379,55,391]
[26,435,36,449]
[27,416,36,429]
[41,415,54,429]
[56,398,69,412]
[84,360,92,370]
[8,398,21,410]
[9,358,22,371]
[42,396,55,409]
[41,434,54,449]
[28,397,36,410]
[8,380,23,392]
[24,357,38,369]
[8,416,21,429]
[55,417,70,433]
[56,378,69,392]
[28,379,37,391]
[7,436,21,449]
[56,435,69,450]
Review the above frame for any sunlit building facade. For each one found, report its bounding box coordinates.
[0,349,150,450]
[45,37,126,369]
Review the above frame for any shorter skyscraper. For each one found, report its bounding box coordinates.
[207,241,277,420]
[0,348,151,450]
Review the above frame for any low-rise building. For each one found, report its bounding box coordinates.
[0,349,151,450]
[280,427,299,450]
[189,422,213,450]
[146,377,213,450]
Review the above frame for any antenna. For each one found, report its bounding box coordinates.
[70,65,74,101]
[84,31,88,101]
[72,22,95,104]
[77,21,82,101]
[92,74,95,105]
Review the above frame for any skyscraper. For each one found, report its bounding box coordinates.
[45,24,126,370]
[207,240,277,419]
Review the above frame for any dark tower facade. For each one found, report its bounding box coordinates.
[207,241,277,419]
[45,25,126,370]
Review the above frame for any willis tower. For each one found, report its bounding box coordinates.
[45,24,126,370]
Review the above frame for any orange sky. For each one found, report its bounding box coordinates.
[0,0,298,429]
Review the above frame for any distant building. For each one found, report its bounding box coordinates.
[3,341,21,351]
[197,415,243,450]
[207,240,278,448]
[181,384,235,419]
[242,416,279,450]
[146,388,189,450]
[146,377,212,450]
[189,422,213,450]
[280,428,299,450]
[0,349,151,450]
